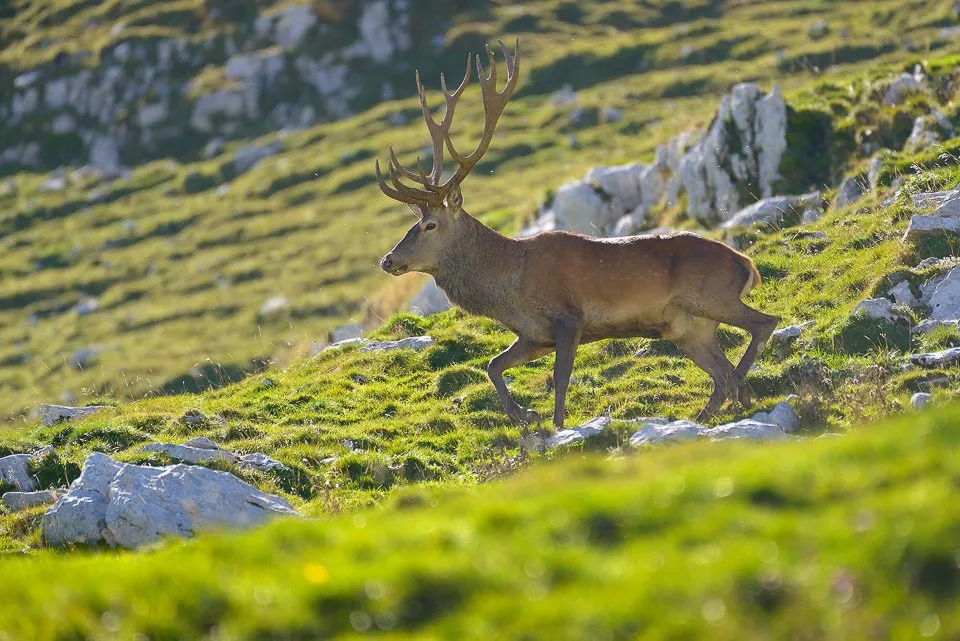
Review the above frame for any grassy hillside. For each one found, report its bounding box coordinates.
[1,0,958,423]
[2,401,959,639]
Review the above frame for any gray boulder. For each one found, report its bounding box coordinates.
[629,419,702,446]
[882,71,925,106]
[921,266,960,320]
[720,192,821,229]
[0,454,35,492]
[551,181,613,235]
[330,322,364,343]
[408,279,450,316]
[888,281,920,308]
[43,453,299,549]
[232,140,284,175]
[911,392,933,409]
[770,321,814,346]
[912,319,960,334]
[708,419,789,441]
[678,83,787,222]
[833,177,866,208]
[546,417,611,448]
[853,298,905,322]
[909,347,960,368]
[141,442,237,465]
[2,490,58,511]
[903,215,960,243]
[39,404,110,427]
[359,336,434,353]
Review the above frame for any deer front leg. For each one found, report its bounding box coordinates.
[552,315,583,430]
[487,337,553,425]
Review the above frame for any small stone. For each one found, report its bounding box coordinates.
[750,401,800,432]
[853,298,903,322]
[911,392,932,409]
[239,452,290,473]
[2,489,58,511]
[141,443,237,465]
[546,417,611,448]
[359,336,434,353]
[330,322,364,343]
[39,404,110,427]
[0,455,35,492]
[909,347,960,368]
[629,419,701,446]
[770,321,814,345]
[911,319,960,334]
[833,177,866,208]
[888,281,919,308]
[903,215,960,243]
[259,296,289,316]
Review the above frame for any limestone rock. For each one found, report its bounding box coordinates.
[323,337,368,352]
[628,419,701,446]
[923,266,960,321]
[770,321,814,345]
[546,417,611,448]
[882,72,925,106]
[2,490,58,511]
[232,140,283,175]
[259,295,289,316]
[141,442,237,465]
[678,83,787,222]
[903,215,960,242]
[551,181,613,235]
[721,192,821,229]
[39,404,110,427]
[888,281,919,308]
[911,392,933,409]
[0,454,35,492]
[273,4,317,47]
[238,453,290,473]
[708,419,788,441]
[909,347,960,368]
[749,400,800,432]
[408,278,450,316]
[518,211,556,237]
[330,322,364,343]
[912,319,960,334]
[904,111,954,153]
[43,453,299,548]
[833,177,866,209]
[359,336,434,353]
[853,298,904,322]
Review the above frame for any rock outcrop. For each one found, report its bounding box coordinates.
[43,453,299,549]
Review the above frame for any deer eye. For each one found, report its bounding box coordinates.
[424,222,437,231]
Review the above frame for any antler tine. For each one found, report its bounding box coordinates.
[388,145,430,185]
[414,54,472,186]
[375,158,441,206]
[441,38,520,190]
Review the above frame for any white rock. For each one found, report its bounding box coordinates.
[137,102,168,128]
[239,453,290,473]
[74,296,100,316]
[868,153,888,189]
[750,401,800,432]
[191,88,253,133]
[141,443,237,465]
[586,163,644,213]
[551,181,613,235]
[323,337,368,352]
[39,404,110,427]
[629,419,702,446]
[14,71,40,89]
[89,136,120,170]
[911,392,933,409]
[925,266,960,320]
[359,336,434,353]
[552,84,578,106]
[678,83,786,222]
[183,436,218,449]
[853,298,903,322]
[42,453,299,548]
[912,319,960,334]
[611,213,643,237]
[834,177,866,208]
[546,417,611,448]
[708,419,787,441]
[909,347,960,367]
[888,281,919,308]
[903,215,960,242]
[518,211,556,237]
[259,296,289,315]
[69,347,103,369]
[883,72,925,106]
[359,0,411,63]
[721,192,821,229]
[2,490,58,511]
[203,138,225,159]
[331,322,364,343]
[0,455,35,492]
[408,278,450,316]
[770,320,814,345]
[232,140,283,175]
[51,113,76,134]
[274,4,317,47]
[904,112,952,153]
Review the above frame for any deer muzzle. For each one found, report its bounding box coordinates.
[380,253,408,276]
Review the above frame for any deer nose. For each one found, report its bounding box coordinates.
[380,254,394,272]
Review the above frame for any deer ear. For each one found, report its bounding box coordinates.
[405,202,423,218]
[445,184,463,214]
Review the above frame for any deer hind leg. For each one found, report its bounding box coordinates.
[551,314,583,430]
[676,317,741,420]
[487,337,554,425]
[676,296,779,399]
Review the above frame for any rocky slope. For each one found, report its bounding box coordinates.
[0,0,955,422]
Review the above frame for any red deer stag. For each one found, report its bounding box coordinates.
[376,39,779,428]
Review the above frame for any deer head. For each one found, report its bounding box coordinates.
[377,39,520,276]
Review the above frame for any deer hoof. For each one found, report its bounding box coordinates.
[508,406,539,425]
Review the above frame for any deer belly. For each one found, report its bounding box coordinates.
[581,303,691,342]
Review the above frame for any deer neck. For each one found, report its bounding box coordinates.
[431,212,523,318]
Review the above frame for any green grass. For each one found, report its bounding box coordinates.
[1,0,958,423]
[2,401,960,639]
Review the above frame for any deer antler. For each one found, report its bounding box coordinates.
[375,38,520,209]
